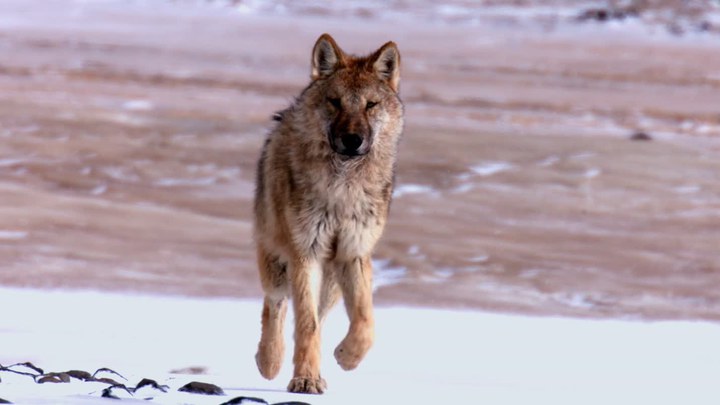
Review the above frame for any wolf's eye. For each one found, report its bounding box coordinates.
[327,97,341,109]
[366,101,378,110]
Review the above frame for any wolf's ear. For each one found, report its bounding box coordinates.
[311,33,345,80]
[371,42,401,92]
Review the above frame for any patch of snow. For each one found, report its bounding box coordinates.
[570,152,596,160]
[372,259,407,290]
[90,184,108,195]
[102,166,140,182]
[680,120,695,131]
[392,183,435,198]
[469,254,489,263]
[121,100,154,111]
[0,230,28,240]
[107,113,148,126]
[1,288,720,404]
[538,155,560,167]
[674,208,720,219]
[231,0,285,15]
[584,168,602,178]
[154,177,217,187]
[554,292,596,309]
[0,158,30,167]
[435,4,470,17]
[673,185,701,194]
[433,268,455,280]
[471,161,513,177]
[452,182,474,193]
[406,245,427,260]
[519,268,542,279]
[696,124,720,135]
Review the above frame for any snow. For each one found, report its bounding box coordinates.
[0,231,28,240]
[471,161,514,177]
[121,100,154,112]
[538,155,560,167]
[392,184,436,198]
[154,177,218,187]
[89,184,108,196]
[372,259,407,290]
[1,288,720,404]
[0,158,31,167]
[584,168,602,178]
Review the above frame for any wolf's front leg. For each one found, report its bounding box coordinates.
[256,247,288,380]
[256,295,288,380]
[288,257,327,394]
[335,256,375,371]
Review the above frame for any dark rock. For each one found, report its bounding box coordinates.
[65,370,94,381]
[8,362,43,375]
[38,373,71,384]
[95,377,123,386]
[134,378,169,400]
[272,402,313,405]
[101,387,120,400]
[0,362,43,379]
[93,367,127,381]
[101,384,134,400]
[178,381,225,395]
[576,7,639,23]
[221,396,269,405]
[630,131,652,141]
[135,378,169,393]
[667,22,684,36]
[578,8,608,22]
[0,397,11,404]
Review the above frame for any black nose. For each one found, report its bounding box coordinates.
[340,133,363,154]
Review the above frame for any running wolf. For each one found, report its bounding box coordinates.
[253,33,403,394]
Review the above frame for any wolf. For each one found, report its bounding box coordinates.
[253,33,403,394]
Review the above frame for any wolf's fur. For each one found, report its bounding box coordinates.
[253,33,403,394]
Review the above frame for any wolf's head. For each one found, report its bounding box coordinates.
[307,33,403,159]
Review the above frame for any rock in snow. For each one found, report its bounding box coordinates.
[178,381,225,395]
[221,396,269,405]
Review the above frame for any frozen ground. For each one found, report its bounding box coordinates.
[1,0,719,320]
[1,288,720,405]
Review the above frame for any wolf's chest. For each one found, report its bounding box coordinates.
[292,179,383,260]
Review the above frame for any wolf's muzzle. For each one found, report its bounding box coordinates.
[332,132,368,157]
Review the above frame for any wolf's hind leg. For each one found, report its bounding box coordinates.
[255,249,288,380]
[334,256,374,371]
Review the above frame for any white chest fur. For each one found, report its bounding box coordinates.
[291,174,384,261]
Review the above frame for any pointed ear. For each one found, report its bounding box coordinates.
[311,33,346,80]
[371,41,401,92]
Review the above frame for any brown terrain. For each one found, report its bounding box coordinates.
[0,1,718,320]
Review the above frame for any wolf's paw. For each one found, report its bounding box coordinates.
[287,376,327,394]
[334,334,373,371]
[255,344,283,380]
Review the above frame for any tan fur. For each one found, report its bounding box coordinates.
[253,33,403,394]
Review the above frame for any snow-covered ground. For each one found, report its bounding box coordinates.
[1,288,719,404]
